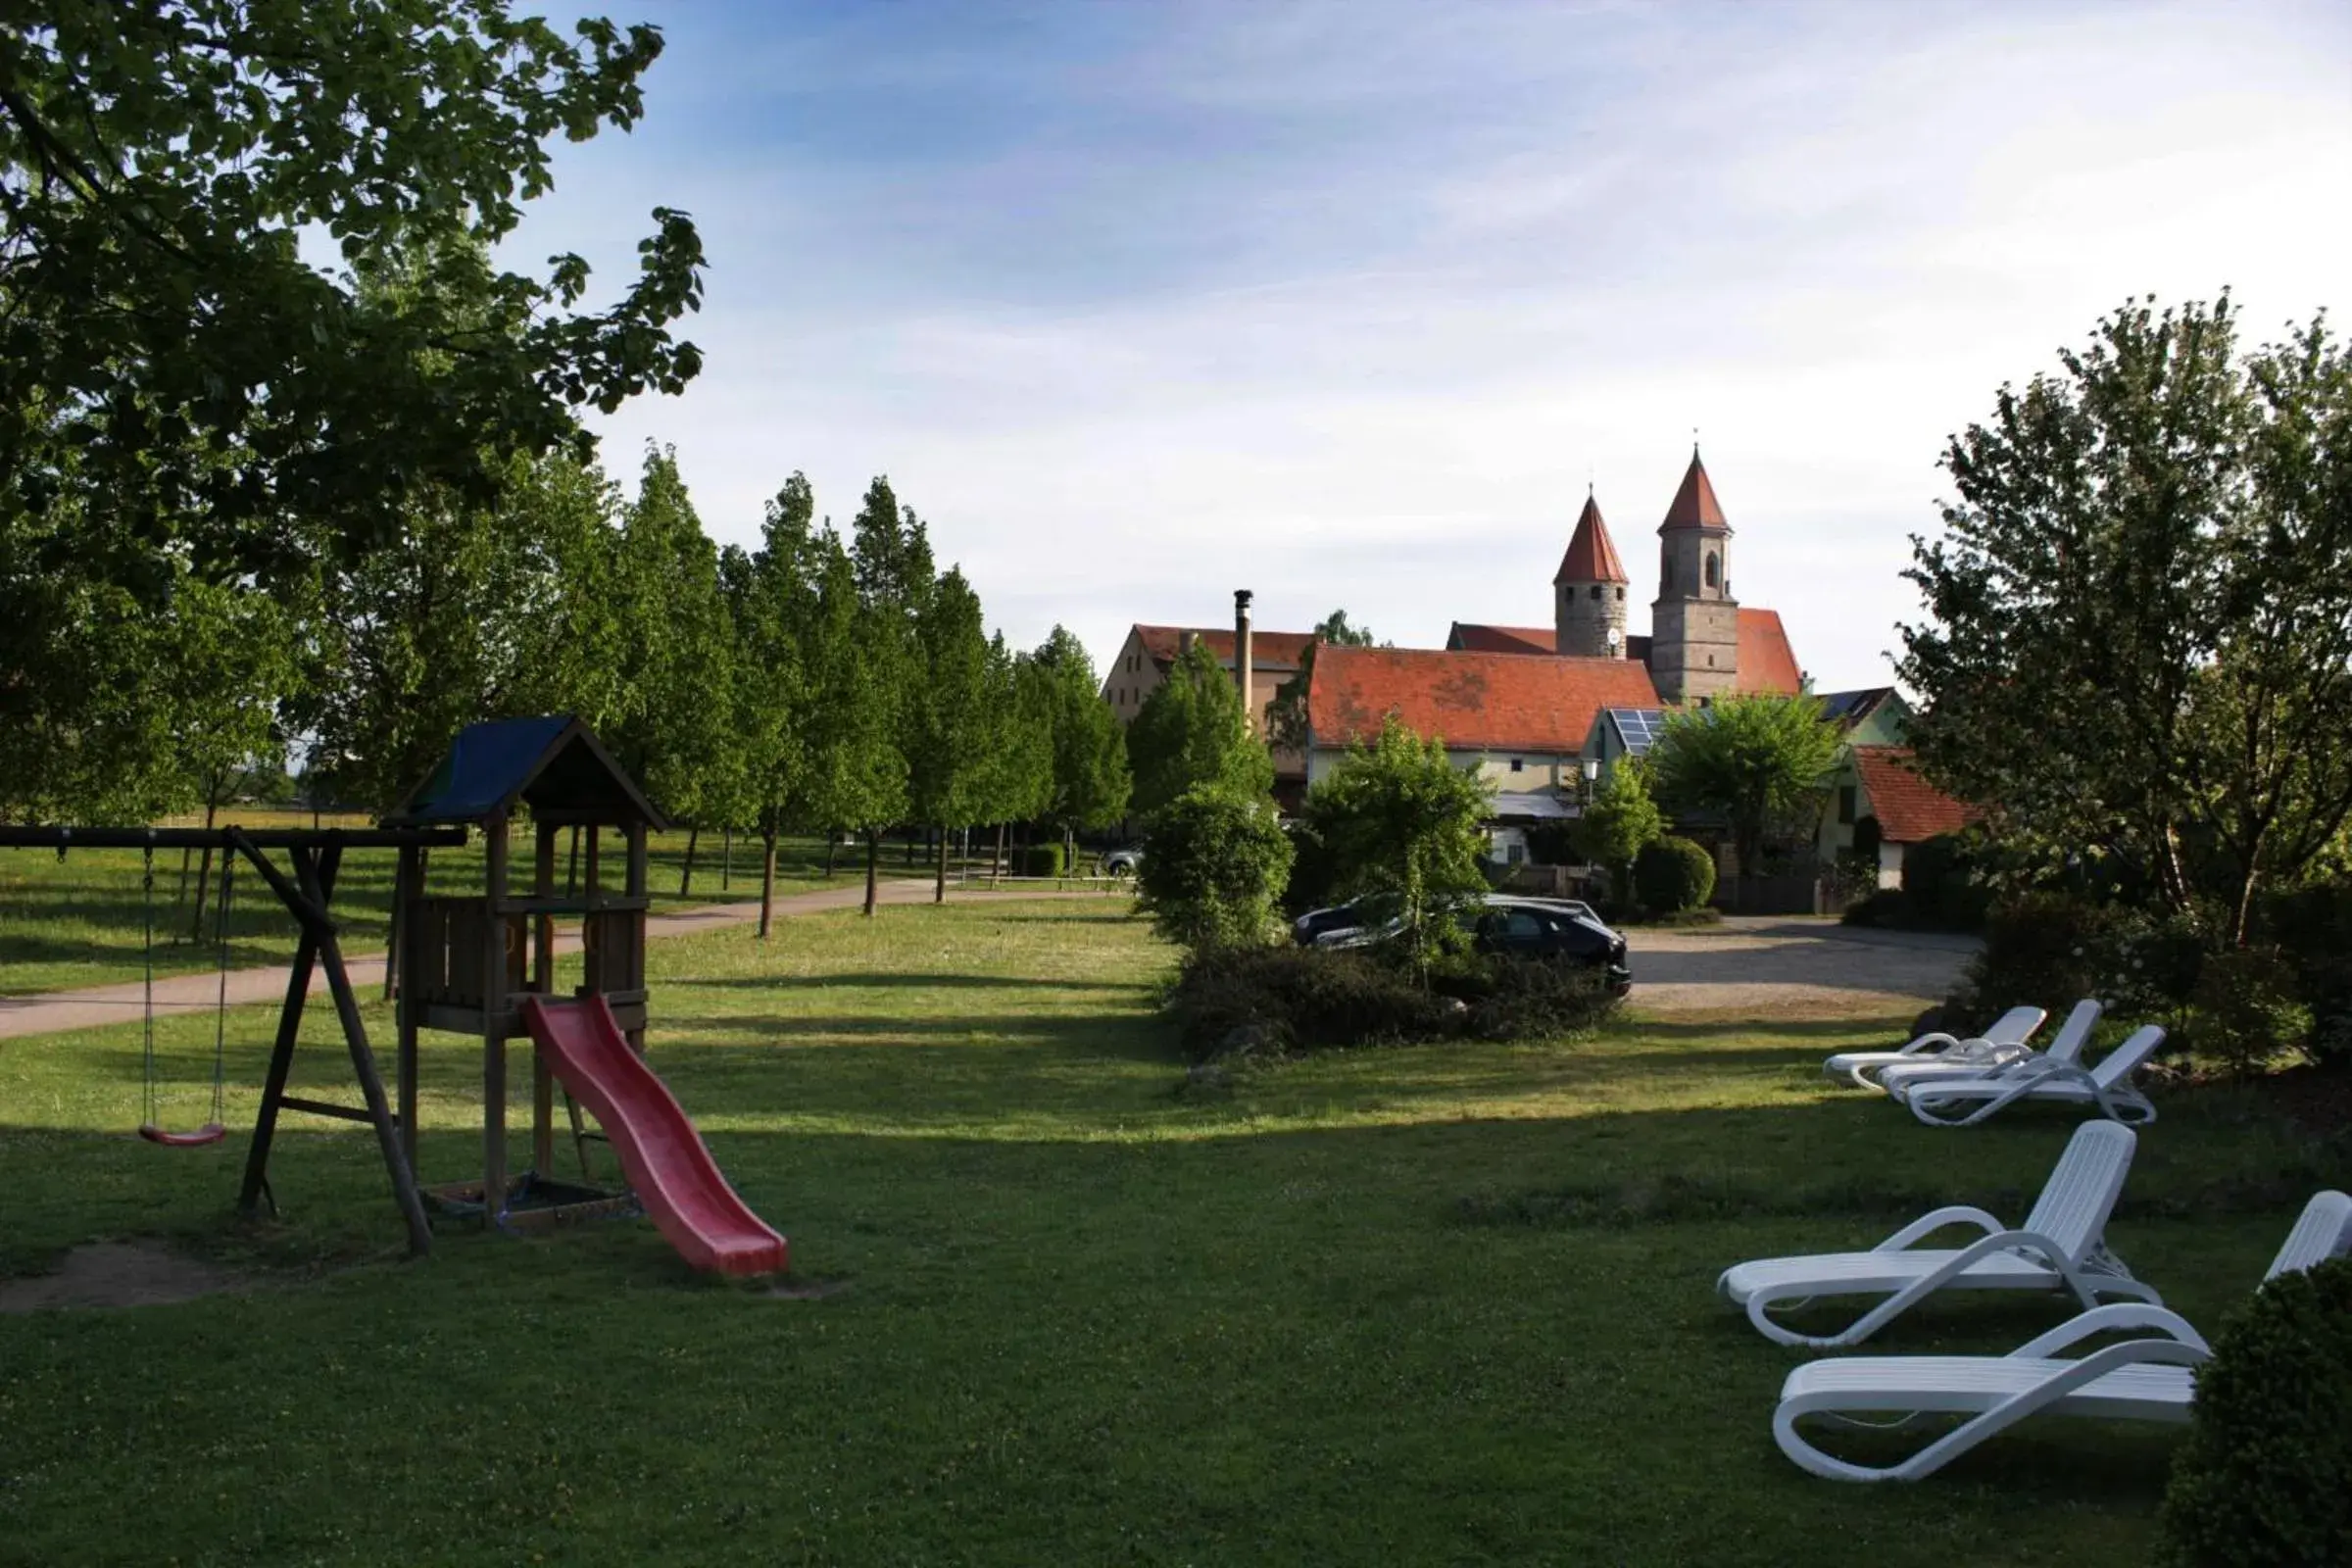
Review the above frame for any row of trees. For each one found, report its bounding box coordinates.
[4,429,1136,934]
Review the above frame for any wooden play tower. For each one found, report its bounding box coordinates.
[383,715,666,1228]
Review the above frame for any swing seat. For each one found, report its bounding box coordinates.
[138,1122,227,1148]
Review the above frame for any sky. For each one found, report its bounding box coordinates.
[514,0,2352,692]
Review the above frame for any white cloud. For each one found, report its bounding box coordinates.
[529,0,2350,688]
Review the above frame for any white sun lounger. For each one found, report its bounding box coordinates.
[1772,1190,2352,1481]
[1717,1121,2157,1348]
[1871,1000,2102,1098]
[1822,1004,2047,1090]
[1897,1024,2165,1128]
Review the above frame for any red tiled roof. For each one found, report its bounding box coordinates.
[1553,493,1630,584]
[1447,622,1555,655]
[1134,624,1313,672]
[1735,609,1802,694]
[1851,746,1976,844]
[1659,449,1729,533]
[1308,646,1660,753]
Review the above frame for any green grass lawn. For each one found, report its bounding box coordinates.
[0,816,874,996]
[0,903,2341,1565]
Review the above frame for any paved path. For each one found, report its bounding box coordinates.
[1623,915,1976,1021]
[0,880,1117,1040]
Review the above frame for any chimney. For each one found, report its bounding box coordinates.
[1234,589,1255,733]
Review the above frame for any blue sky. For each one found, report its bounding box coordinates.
[516,0,2351,689]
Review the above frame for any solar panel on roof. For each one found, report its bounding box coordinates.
[1606,708,1667,755]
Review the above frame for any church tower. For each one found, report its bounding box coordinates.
[1648,447,1740,704]
[1552,489,1630,659]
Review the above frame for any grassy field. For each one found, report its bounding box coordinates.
[0,812,894,996]
[0,902,2340,1565]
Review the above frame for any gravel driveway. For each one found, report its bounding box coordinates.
[1623,916,1974,1021]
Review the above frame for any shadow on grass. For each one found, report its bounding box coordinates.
[680,973,1153,993]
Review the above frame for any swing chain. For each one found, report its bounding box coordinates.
[140,842,158,1130]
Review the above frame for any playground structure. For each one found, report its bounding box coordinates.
[0,715,787,1277]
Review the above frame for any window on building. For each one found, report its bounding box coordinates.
[1838,785,1857,824]
[1705,552,1720,589]
[1615,587,1625,601]
[1506,843,1526,866]
[1662,558,1675,591]
[1509,758,1524,772]
[1588,584,1601,601]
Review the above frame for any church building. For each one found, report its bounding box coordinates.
[1100,448,1811,812]
[1304,448,1802,790]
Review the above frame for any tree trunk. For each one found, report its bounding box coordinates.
[993,822,1005,889]
[863,832,880,916]
[175,845,194,912]
[722,826,732,892]
[904,828,916,868]
[188,796,220,944]
[935,823,950,904]
[825,834,839,876]
[679,823,700,898]
[759,829,777,939]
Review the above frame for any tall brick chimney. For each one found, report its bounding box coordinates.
[1234,589,1254,733]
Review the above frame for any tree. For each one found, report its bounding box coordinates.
[846,477,928,909]
[0,4,703,585]
[953,634,1047,881]
[1646,694,1841,903]
[909,567,992,902]
[1137,785,1294,954]
[606,446,738,877]
[722,474,817,938]
[1128,639,1274,816]
[806,522,906,916]
[1267,609,1380,754]
[163,577,299,938]
[1031,626,1130,857]
[1900,296,2352,947]
[1299,717,1493,979]
[1573,758,1665,902]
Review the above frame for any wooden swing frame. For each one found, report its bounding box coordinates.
[0,824,466,1256]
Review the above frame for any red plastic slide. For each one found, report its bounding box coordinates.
[519,995,790,1277]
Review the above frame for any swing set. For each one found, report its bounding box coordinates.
[134,839,233,1146]
[3,716,788,1275]
[3,820,468,1255]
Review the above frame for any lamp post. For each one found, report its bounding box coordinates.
[1579,757,1600,807]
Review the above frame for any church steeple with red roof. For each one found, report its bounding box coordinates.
[1650,445,1740,702]
[1553,486,1631,659]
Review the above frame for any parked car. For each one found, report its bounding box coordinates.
[1292,893,1400,946]
[1313,894,1630,995]
[1101,846,1144,877]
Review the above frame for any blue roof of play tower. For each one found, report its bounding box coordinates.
[385,716,666,828]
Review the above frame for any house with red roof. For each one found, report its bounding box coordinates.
[1100,611,1319,790]
[1104,448,1838,851]
[1818,744,1978,889]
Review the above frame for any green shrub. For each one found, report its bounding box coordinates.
[1443,955,1621,1042]
[1016,843,1068,877]
[1841,889,1915,928]
[2261,881,2352,1069]
[1166,945,1453,1061]
[1281,820,1341,916]
[1524,821,1581,867]
[2159,1256,2352,1568]
[1947,892,2125,1029]
[1634,836,1715,913]
[1136,785,1293,955]
[2186,948,2312,1077]
[1900,832,1991,931]
[1167,945,1621,1061]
